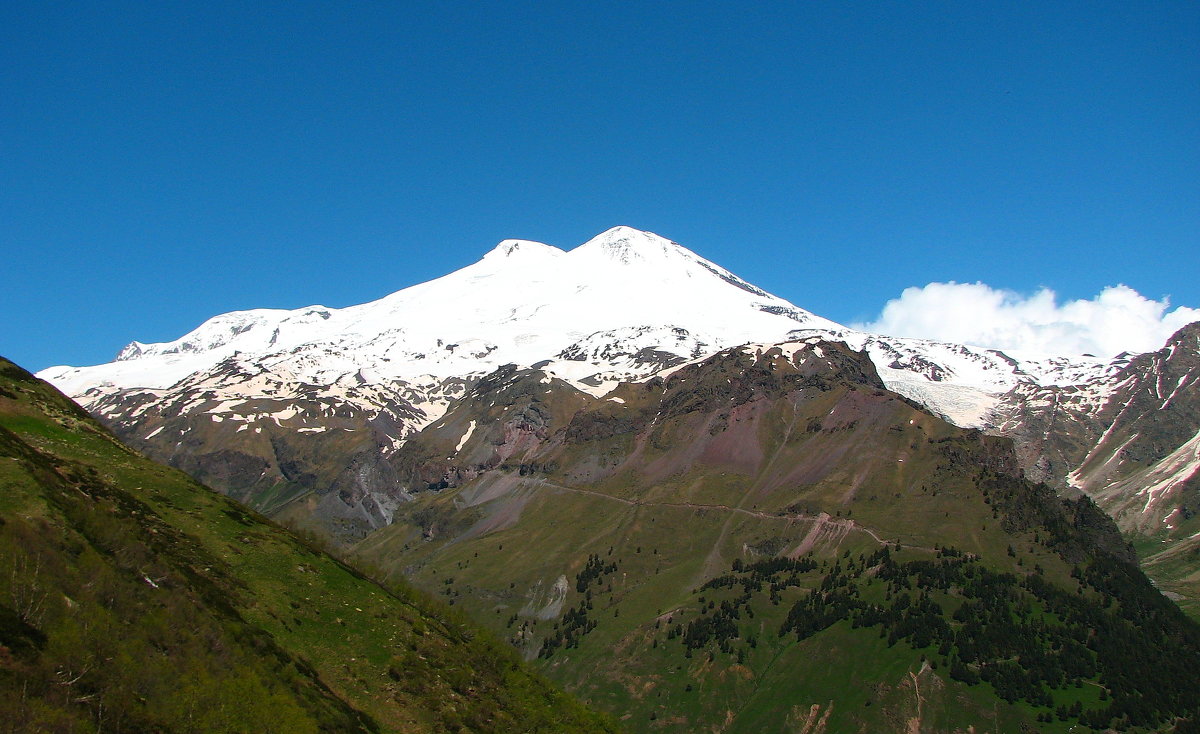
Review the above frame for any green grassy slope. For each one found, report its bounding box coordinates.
[0,357,615,733]
[356,343,1200,733]
[1136,531,1200,619]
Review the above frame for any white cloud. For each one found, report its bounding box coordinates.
[854,282,1200,357]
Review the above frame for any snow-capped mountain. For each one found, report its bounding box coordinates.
[46,227,833,394]
[42,226,1112,429]
[36,227,1196,555]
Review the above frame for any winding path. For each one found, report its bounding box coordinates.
[527,477,915,551]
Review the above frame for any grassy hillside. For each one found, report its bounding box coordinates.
[0,357,615,733]
[355,343,1200,732]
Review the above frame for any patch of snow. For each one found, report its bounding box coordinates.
[455,420,477,453]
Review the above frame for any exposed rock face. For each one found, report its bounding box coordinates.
[993,323,1200,537]
[83,360,447,541]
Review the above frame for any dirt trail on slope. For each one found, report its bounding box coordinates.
[527,478,921,553]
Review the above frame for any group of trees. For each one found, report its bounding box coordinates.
[538,555,620,658]
[662,543,1200,731]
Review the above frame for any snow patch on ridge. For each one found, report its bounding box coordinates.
[455,421,477,453]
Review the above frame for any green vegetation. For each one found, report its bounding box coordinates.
[690,545,1200,729]
[355,345,1200,732]
[1136,530,1200,620]
[0,357,615,732]
[537,554,620,657]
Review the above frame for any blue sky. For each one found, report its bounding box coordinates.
[3,2,1197,371]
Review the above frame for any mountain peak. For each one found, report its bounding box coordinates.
[591,225,665,242]
[572,226,679,264]
[482,238,564,261]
